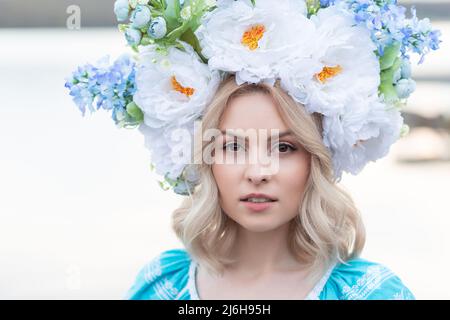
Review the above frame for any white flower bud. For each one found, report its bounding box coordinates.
[401,59,412,79]
[395,78,416,99]
[148,16,167,39]
[180,6,192,20]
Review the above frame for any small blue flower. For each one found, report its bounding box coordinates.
[173,181,188,195]
[114,0,130,21]
[147,16,167,39]
[429,30,442,51]
[125,27,142,46]
[131,5,151,28]
[173,180,196,196]
[320,0,333,7]
[65,55,139,126]
[330,0,441,63]
[395,78,416,99]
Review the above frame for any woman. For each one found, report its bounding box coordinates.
[66,0,440,301]
[123,75,415,300]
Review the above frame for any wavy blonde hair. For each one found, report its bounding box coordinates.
[172,74,366,285]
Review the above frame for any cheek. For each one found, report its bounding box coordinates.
[278,153,310,198]
[212,164,239,198]
[212,164,243,217]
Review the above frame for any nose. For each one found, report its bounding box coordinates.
[243,138,276,185]
[244,163,272,185]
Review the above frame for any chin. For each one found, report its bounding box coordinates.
[237,217,286,233]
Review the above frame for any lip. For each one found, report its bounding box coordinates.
[239,193,278,213]
[241,200,276,212]
[239,193,278,201]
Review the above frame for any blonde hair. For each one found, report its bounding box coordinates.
[172,74,366,285]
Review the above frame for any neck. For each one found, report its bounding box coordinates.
[230,221,306,276]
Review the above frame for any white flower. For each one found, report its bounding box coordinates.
[322,95,404,180]
[139,121,195,181]
[195,0,315,86]
[133,41,221,129]
[280,5,380,117]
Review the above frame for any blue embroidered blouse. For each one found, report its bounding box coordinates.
[123,248,415,300]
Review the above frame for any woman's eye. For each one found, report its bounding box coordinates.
[273,142,296,153]
[223,142,244,152]
[222,141,296,153]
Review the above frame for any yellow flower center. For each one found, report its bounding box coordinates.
[241,24,266,50]
[171,75,195,97]
[315,65,343,83]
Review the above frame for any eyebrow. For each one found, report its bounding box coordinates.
[220,129,294,139]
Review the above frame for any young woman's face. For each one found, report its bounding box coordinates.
[212,92,311,232]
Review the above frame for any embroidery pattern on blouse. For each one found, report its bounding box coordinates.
[304,261,338,300]
[187,260,200,300]
[391,287,415,300]
[341,264,395,300]
[144,257,162,284]
[143,255,180,299]
[154,278,179,300]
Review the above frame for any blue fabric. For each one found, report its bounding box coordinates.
[123,247,415,300]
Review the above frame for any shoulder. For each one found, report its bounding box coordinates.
[123,247,193,300]
[321,257,416,300]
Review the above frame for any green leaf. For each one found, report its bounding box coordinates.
[400,124,410,138]
[179,27,207,62]
[306,0,320,17]
[379,57,402,102]
[126,101,144,122]
[379,42,401,71]
[379,80,397,102]
[157,180,170,191]
[150,0,164,9]
[141,35,155,46]
[380,57,402,83]
[163,0,181,32]
[118,24,128,32]
[131,44,139,53]
[165,20,190,42]
[163,173,177,185]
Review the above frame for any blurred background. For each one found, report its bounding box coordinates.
[0,0,449,299]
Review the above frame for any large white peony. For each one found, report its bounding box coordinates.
[134,41,220,183]
[138,121,196,181]
[322,95,404,180]
[195,0,315,86]
[280,5,380,117]
[133,41,221,129]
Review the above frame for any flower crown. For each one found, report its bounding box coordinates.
[65,0,441,196]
